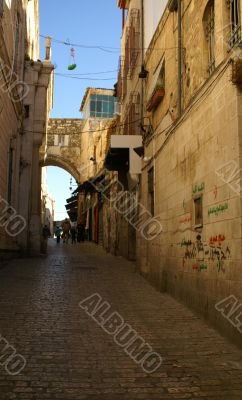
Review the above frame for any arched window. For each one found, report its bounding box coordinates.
[203,0,215,75]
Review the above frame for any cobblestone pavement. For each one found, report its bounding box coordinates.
[0,240,242,400]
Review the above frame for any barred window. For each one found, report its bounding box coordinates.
[203,0,215,75]
[229,0,241,47]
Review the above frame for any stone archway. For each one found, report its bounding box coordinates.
[39,118,86,183]
[40,155,80,183]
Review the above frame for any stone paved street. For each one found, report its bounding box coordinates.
[0,241,242,400]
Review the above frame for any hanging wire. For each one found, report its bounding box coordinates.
[40,34,181,53]
[55,73,116,81]
[40,34,119,53]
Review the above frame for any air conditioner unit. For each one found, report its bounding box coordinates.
[114,101,121,116]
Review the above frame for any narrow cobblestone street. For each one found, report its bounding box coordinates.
[0,241,242,400]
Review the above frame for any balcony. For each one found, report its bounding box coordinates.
[146,86,165,112]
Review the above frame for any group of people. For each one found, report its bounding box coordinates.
[41,218,85,255]
[55,218,85,244]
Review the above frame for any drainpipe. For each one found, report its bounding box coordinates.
[141,0,145,126]
[122,7,125,29]
[178,0,182,117]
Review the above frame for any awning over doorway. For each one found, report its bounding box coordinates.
[105,135,142,174]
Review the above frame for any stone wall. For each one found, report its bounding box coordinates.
[0,0,41,253]
[40,119,85,182]
[136,0,242,346]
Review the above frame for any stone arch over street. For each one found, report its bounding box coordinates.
[40,118,85,183]
[40,155,80,182]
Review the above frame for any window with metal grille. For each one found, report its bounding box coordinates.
[127,93,140,135]
[122,8,140,92]
[203,0,215,75]
[229,0,241,47]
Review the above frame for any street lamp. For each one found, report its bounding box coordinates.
[69,177,78,191]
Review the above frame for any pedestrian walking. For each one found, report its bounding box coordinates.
[61,218,71,244]
[55,226,62,244]
[71,226,76,244]
[77,216,85,243]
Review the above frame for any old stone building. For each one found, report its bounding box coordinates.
[110,0,242,346]
[0,0,54,255]
[101,0,144,259]
[76,88,117,244]
[41,88,117,244]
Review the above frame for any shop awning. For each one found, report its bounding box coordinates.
[65,200,78,211]
[73,174,106,194]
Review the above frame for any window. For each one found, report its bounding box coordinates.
[157,60,165,89]
[54,135,69,147]
[89,94,115,118]
[146,58,165,112]
[203,0,215,75]
[229,0,241,47]
[194,196,203,226]
[148,167,154,216]
[127,93,140,135]
[129,9,140,75]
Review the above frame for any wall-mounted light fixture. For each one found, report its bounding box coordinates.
[139,65,149,79]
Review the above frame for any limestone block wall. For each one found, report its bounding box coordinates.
[119,0,142,136]
[41,119,85,182]
[137,66,242,347]
[43,116,113,192]
[0,90,20,252]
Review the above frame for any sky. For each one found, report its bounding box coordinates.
[40,0,121,220]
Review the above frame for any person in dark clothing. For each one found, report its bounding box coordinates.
[70,227,76,244]
[77,222,85,242]
[55,226,62,244]
[41,225,51,254]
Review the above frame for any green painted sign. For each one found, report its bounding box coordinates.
[208,203,228,216]
[193,182,205,195]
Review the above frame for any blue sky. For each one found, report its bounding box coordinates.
[40,0,121,220]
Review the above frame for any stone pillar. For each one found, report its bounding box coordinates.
[17,60,54,254]
[29,144,42,253]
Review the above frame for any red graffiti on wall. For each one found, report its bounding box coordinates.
[192,263,208,271]
[179,215,192,224]
[209,234,225,244]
